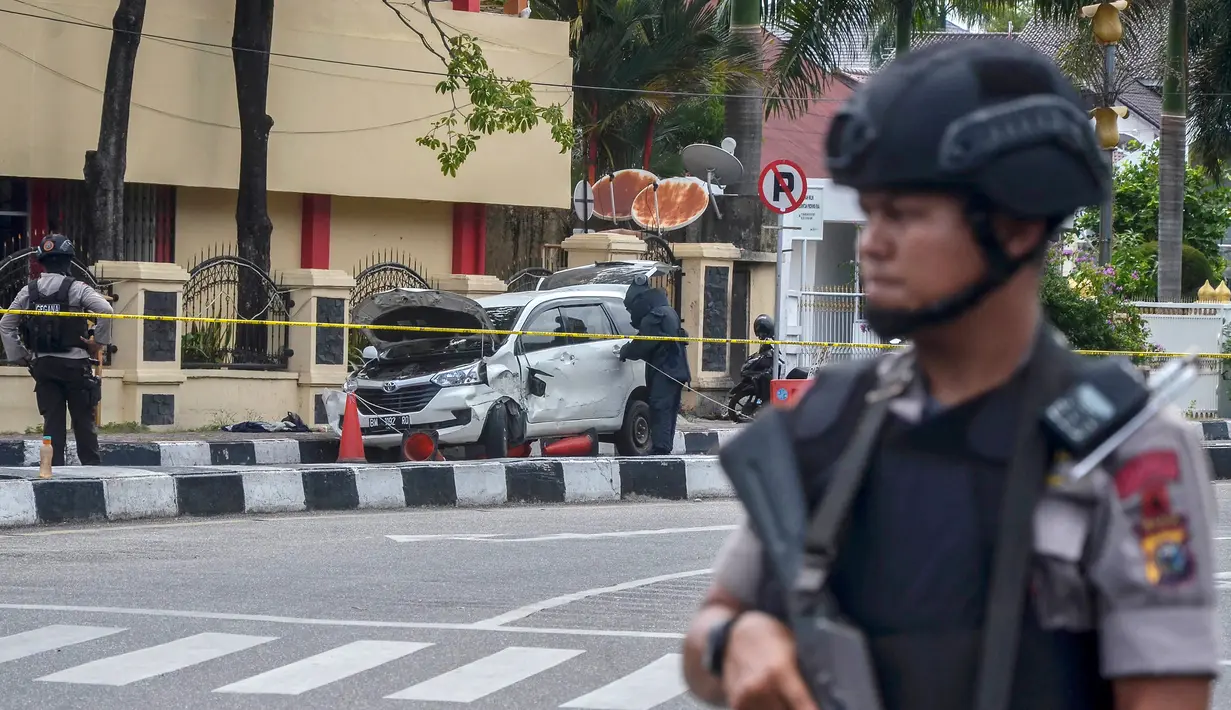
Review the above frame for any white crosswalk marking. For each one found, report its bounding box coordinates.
[561,653,687,710]
[386,646,584,702]
[37,632,276,686]
[214,640,432,695]
[0,625,126,664]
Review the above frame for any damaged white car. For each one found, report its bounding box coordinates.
[330,266,671,460]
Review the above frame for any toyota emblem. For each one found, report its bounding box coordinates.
[382,381,398,393]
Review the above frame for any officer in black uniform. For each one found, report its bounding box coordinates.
[0,234,115,465]
[620,275,690,454]
[682,39,1217,710]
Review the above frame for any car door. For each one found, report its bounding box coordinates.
[602,297,646,400]
[514,306,571,433]
[555,302,627,421]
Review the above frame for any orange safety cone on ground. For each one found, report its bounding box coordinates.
[337,392,367,463]
[402,431,445,462]
[508,442,532,458]
[542,431,598,457]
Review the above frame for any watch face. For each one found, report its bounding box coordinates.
[705,618,733,677]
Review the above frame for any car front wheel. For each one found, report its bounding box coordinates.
[478,401,510,459]
[615,398,652,456]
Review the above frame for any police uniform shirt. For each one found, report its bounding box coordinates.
[0,272,115,362]
[710,346,1220,704]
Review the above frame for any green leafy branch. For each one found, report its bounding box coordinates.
[383,0,574,177]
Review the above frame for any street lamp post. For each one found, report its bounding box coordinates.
[1085,0,1129,264]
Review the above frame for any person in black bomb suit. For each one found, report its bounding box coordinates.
[619,275,691,455]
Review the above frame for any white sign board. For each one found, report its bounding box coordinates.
[782,182,823,242]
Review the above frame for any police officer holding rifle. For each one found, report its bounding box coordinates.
[0,234,114,465]
[682,39,1218,710]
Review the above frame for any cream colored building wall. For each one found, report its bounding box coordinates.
[174,188,301,272]
[178,372,300,429]
[331,197,453,279]
[0,0,572,209]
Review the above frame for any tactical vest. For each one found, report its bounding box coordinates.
[22,278,89,355]
[753,357,1113,710]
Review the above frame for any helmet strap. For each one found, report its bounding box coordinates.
[863,201,1034,340]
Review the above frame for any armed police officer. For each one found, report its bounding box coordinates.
[0,234,114,466]
[683,39,1218,710]
[620,275,690,454]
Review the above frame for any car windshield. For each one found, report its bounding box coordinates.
[538,263,654,290]
[483,305,522,347]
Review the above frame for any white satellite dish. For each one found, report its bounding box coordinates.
[681,142,744,219]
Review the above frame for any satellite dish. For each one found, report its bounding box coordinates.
[630,177,710,233]
[721,137,737,154]
[572,180,595,223]
[681,143,744,219]
[591,169,658,222]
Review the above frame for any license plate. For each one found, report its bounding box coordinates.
[365,415,411,427]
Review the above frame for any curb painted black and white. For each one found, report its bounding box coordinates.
[0,457,733,528]
[0,430,743,468]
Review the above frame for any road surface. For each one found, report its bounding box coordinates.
[1,489,1231,709]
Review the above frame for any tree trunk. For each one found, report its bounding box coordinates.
[642,114,657,171]
[713,0,767,251]
[1156,0,1187,302]
[232,0,276,364]
[895,0,915,57]
[83,0,146,263]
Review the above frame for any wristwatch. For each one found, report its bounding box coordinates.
[703,614,741,678]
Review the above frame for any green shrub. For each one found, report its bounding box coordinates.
[1041,244,1155,353]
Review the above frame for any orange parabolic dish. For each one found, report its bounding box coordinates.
[630,177,710,232]
[592,169,657,221]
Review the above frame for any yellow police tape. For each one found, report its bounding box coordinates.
[2,306,1227,360]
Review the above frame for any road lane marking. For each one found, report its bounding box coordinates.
[561,653,687,710]
[0,625,126,664]
[387,647,584,702]
[0,604,686,640]
[473,569,712,628]
[37,632,276,686]
[214,639,432,695]
[386,525,737,544]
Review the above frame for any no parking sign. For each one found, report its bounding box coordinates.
[758,160,808,215]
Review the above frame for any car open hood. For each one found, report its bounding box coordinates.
[352,288,494,356]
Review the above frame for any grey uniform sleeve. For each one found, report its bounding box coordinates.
[0,287,30,363]
[73,283,115,344]
[1087,407,1220,679]
[712,520,765,606]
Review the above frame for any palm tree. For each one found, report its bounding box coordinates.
[532,0,756,184]
[1156,0,1186,300]
[1187,0,1230,178]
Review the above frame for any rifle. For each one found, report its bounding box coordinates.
[719,402,886,710]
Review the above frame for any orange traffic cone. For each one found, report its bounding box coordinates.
[508,442,532,458]
[542,430,598,457]
[337,392,367,463]
[402,431,445,462]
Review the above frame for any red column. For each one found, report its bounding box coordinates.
[300,194,332,269]
[452,203,486,275]
[447,0,486,274]
[28,179,48,242]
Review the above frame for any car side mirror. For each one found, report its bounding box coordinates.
[361,346,378,361]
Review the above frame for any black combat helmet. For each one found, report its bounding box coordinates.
[36,234,75,262]
[825,38,1110,335]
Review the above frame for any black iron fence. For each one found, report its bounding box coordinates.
[180,252,292,370]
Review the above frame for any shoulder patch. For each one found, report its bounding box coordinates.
[1114,449,1180,500]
